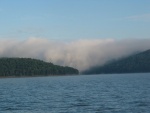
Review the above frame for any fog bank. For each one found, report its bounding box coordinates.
[0,38,150,71]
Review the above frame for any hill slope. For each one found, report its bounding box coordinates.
[0,58,79,76]
[83,49,150,74]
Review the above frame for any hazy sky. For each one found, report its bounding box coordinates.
[0,0,150,40]
[0,0,150,71]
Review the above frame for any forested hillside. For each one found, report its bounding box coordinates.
[0,58,79,76]
[83,49,150,74]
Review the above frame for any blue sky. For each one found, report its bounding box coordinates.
[0,0,150,41]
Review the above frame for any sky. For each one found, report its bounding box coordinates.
[0,0,150,40]
[0,0,150,71]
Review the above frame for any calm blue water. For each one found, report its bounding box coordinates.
[0,73,150,113]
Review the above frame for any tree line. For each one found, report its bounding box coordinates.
[0,58,79,76]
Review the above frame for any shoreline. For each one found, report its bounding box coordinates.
[0,74,79,79]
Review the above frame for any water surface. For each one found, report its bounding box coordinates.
[0,73,150,113]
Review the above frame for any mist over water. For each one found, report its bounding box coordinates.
[0,38,150,71]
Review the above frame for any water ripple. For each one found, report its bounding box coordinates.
[0,74,150,113]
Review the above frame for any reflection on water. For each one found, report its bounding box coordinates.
[0,73,150,113]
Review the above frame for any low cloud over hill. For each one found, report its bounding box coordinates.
[0,38,150,71]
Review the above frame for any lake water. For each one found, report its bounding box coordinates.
[0,73,150,113]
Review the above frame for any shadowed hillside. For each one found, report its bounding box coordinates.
[83,49,150,74]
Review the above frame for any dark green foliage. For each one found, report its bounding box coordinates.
[0,58,79,76]
[83,49,150,74]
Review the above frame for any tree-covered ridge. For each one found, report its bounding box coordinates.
[0,58,79,76]
[83,49,150,74]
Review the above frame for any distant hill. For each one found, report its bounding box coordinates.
[83,49,150,74]
[0,58,79,77]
